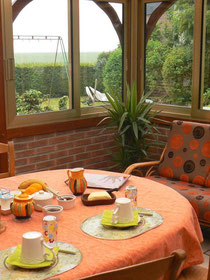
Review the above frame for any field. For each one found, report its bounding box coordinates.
[15,52,100,64]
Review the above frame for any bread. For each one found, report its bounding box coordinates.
[88,191,111,201]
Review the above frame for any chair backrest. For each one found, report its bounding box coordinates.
[78,249,186,280]
[0,141,15,178]
[158,120,210,187]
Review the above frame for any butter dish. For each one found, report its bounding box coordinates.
[81,193,116,206]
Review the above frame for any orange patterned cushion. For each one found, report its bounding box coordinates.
[205,172,210,187]
[148,175,210,223]
[158,120,210,187]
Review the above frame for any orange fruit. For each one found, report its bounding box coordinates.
[25,186,38,195]
[29,183,43,192]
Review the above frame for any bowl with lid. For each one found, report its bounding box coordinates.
[33,190,53,211]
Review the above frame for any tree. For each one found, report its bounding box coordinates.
[103,47,122,96]
[162,46,193,105]
[145,25,171,101]
[94,52,110,92]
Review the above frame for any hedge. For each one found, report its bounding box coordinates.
[15,63,96,98]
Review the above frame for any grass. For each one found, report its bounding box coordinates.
[41,97,104,111]
[15,52,100,64]
[42,98,61,111]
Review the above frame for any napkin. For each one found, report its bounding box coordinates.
[101,210,139,227]
[6,245,59,268]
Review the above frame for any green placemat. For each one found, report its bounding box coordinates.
[81,207,163,240]
[0,241,82,280]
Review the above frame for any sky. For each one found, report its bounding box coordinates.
[13,0,122,53]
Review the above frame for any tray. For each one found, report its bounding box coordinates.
[81,193,116,206]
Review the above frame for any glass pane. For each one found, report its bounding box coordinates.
[79,0,123,107]
[12,0,70,115]
[201,2,210,110]
[145,0,194,107]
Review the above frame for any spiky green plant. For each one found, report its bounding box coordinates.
[99,84,162,171]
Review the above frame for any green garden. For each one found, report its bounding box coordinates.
[15,0,209,115]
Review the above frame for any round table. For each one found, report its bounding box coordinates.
[0,169,204,280]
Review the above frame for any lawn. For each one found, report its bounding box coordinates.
[41,97,104,111]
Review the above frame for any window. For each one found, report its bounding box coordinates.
[138,0,209,121]
[1,0,209,130]
[13,0,70,115]
[2,0,127,128]
[79,1,123,108]
[145,1,194,107]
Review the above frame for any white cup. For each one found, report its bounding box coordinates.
[112,197,134,224]
[20,231,56,264]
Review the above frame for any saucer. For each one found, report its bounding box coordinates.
[101,209,139,228]
[5,245,59,269]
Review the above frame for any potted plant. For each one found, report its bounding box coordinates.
[99,84,163,171]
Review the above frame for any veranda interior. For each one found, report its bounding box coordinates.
[0,0,209,174]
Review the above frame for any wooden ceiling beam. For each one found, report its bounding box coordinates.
[146,1,177,44]
[12,0,33,22]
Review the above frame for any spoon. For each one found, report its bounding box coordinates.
[46,187,66,201]
[58,248,76,255]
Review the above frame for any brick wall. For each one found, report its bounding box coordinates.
[13,126,117,174]
[13,123,170,175]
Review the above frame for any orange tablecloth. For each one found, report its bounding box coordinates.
[0,169,204,279]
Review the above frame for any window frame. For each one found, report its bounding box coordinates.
[1,0,129,129]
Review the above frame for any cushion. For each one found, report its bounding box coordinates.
[158,120,210,187]
[148,175,210,224]
[205,172,210,188]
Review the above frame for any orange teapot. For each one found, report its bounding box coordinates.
[10,190,34,219]
[67,168,87,196]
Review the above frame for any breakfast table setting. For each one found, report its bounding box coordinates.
[0,168,204,280]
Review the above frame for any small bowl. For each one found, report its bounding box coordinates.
[56,194,76,210]
[42,205,63,221]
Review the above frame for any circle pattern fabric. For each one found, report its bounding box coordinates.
[158,121,210,187]
[148,175,210,224]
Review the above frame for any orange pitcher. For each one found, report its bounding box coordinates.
[67,168,87,196]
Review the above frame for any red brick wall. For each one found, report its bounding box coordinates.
[13,126,117,174]
[13,123,170,175]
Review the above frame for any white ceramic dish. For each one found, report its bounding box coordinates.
[42,205,63,221]
[56,194,76,210]
[33,191,53,211]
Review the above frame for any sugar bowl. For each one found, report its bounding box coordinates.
[10,190,34,219]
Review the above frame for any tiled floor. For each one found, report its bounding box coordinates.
[201,226,210,269]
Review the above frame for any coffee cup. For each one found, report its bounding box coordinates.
[112,197,134,224]
[20,231,56,264]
